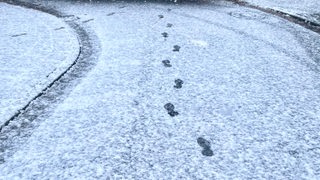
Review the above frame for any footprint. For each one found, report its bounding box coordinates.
[197,137,211,149]
[167,8,172,12]
[158,15,164,19]
[168,111,179,117]
[164,103,175,111]
[202,148,214,157]
[162,60,172,67]
[164,103,179,117]
[174,79,183,89]
[173,45,180,52]
[197,137,214,157]
[162,32,168,38]
[167,23,173,28]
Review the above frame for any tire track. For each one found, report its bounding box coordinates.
[0,0,100,162]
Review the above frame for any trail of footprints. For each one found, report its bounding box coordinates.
[158,14,213,157]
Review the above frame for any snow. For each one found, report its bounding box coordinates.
[0,3,79,125]
[1,0,320,179]
[243,0,320,24]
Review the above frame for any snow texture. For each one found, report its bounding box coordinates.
[0,3,79,125]
[1,1,320,179]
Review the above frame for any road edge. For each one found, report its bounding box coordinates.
[226,0,320,35]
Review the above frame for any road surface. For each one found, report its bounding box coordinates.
[0,0,320,179]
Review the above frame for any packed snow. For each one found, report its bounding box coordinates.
[0,0,320,179]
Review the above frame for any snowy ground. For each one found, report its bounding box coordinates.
[1,0,320,179]
[242,0,320,24]
[0,2,79,124]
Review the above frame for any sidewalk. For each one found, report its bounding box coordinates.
[0,3,79,125]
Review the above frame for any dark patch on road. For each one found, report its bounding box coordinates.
[162,60,172,67]
[174,79,183,89]
[11,33,27,37]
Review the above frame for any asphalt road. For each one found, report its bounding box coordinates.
[1,1,320,179]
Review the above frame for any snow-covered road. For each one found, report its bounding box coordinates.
[0,2,79,124]
[1,0,320,179]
